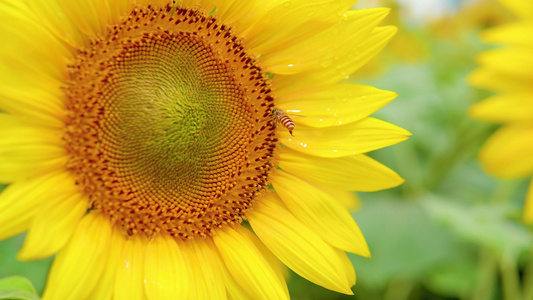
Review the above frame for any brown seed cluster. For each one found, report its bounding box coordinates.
[63,3,278,240]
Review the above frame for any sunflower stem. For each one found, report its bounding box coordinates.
[472,249,497,300]
[383,276,414,300]
[522,255,533,300]
[424,121,493,192]
[499,248,522,300]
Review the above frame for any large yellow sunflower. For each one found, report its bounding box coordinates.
[468,0,533,223]
[0,0,409,298]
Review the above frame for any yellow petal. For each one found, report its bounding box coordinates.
[88,228,126,300]
[0,115,67,183]
[245,0,355,55]
[479,124,533,178]
[182,238,227,300]
[276,84,396,128]
[499,0,533,21]
[280,117,410,158]
[22,0,88,47]
[524,178,533,224]
[218,0,259,30]
[0,83,65,128]
[114,233,146,300]
[262,8,390,75]
[482,22,533,48]
[337,249,356,287]
[248,193,354,295]
[321,186,360,211]
[144,234,190,300]
[0,170,77,240]
[468,67,533,93]
[0,52,66,128]
[0,2,71,80]
[278,147,404,191]
[40,0,115,40]
[469,92,533,123]
[272,170,370,256]
[477,48,533,81]
[237,227,289,291]
[0,3,70,128]
[274,25,397,93]
[213,226,289,300]
[214,249,253,300]
[42,213,111,300]
[17,193,88,260]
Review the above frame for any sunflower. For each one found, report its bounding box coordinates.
[0,0,408,298]
[468,0,533,223]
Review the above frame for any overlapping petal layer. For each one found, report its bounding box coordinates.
[249,194,355,295]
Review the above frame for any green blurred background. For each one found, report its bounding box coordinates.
[2,0,533,299]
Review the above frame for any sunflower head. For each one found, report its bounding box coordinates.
[63,4,280,239]
[0,0,408,299]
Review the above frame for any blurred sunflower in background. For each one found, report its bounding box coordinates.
[468,0,533,223]
[0,0,408,298]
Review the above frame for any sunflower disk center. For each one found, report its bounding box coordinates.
[63,5,278,239]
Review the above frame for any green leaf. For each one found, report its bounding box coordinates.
[349,197,468,290]
[423,196,532,256]
[424,256,478,297]
[0,276,39,300]
[0,235,53,295]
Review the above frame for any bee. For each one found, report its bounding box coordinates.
[272,108,295,136]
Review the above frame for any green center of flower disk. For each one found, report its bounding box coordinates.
[63,4,278,240]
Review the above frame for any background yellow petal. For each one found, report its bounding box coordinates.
[274,25,397,93]
[114,234,146,300]
[280,117,410,158]
[183,238,227,300]
[248,194,354,295]
[88,228,126,300]
[144,234,190,300]
[17,193,87,260]
[276,84,396,128]
[0,170,77,240]
[245,0,355,55]
[213,226,289,300]
[469,92,533,123]
[42,213,111,300]
[482,22,533,47]
[279,147,404,191]
[0,115,67,183]
[272,170,370,256]
[523,179,533,224]
[499,0,533,21]
[468,67,533,93]
[479,124,533,179]
[261,8,390,75]
[477,48,533,80]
